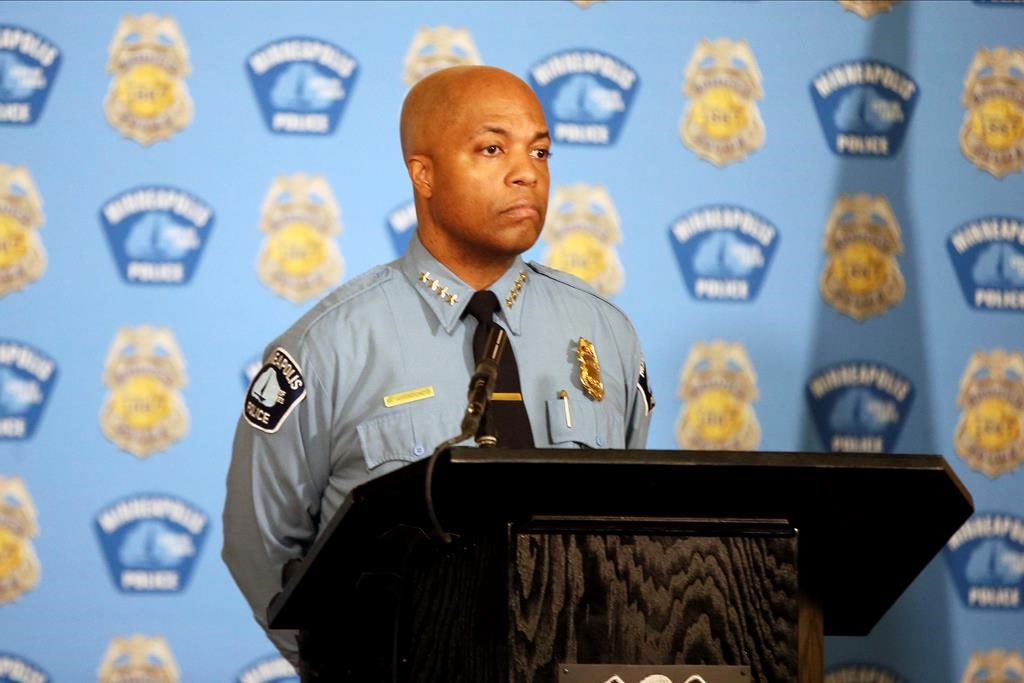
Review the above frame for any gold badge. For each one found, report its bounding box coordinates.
[257,174,344,303]
[961,649,1024,683]
[960,47,1024,178]
[104,15,193,146]
[0,476,40,604]
[402,26,482,86]
[100,326,189,458]
[0,165,46,298]
[542,184,624,296]
[837,0,899,18]
[676,340,760,450]
[577,338,604,401]
[955,349,1024,479]
[820,194,905,321]
[681,38,765,167]
[98,634,180,683]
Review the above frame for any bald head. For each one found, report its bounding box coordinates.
[400,66,541,159]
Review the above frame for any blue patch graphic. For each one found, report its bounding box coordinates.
[99,186,214,285]
[246,36,359,135]
[242,354,262,391]
[947,216,1024,313]
[668,205,780,302]
[810,60,919,157]
[825,663,909,683]
[0,25,61,126]
[529,49,639,146]
[235,654,298,683]
[944,512,1024,610]
[973,0,1024,5]
[385,200,417,257]
[0,340,57,441]
[805,360,914,453]
[93,493,209,594]
[0,651,50,683]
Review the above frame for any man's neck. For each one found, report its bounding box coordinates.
[417,232,517,291]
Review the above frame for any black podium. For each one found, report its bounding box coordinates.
[268,449,973,683]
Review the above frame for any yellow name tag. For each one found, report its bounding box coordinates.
[383,386,435,408]
[491,392,523,402]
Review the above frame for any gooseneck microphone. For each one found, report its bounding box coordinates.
[459,325,507,437]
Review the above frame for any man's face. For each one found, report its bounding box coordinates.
[426,80,551,264]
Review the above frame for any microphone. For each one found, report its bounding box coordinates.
[459,325,506,438]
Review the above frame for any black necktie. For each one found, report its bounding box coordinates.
[464,290,534,448]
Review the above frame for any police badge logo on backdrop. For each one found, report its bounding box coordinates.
[947,215,1024,312]
[100,326,188,458]
[0,652,50,682]
[806,361,914,452]
[955,349,1024,478]
[0,165,46,299]
[0,25,61,126]
[675,340,760,451]
[668,205,780,302]
[94,493,208,593]
[961,47,1024,178]
[836,1,900,19]
[0,340,56,440]
[385,199,416,257]
[100,186,214,285]
[820,194,905,321]
[961,650,1024,683]
[98,635,178,683]
[810,60,918,157]
[680,38,764,166]
[944,512,1024,610]
[528,49,638,146]
[257,174,343,303]
[541,183,624,296]
[246,36,358,135]
[402,26,482,86]
[104,15,192,146]
[825,663,908,683]
[234,654,298,683]
[0,476,40,605]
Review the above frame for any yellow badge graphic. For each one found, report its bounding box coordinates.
[961,649,1024,683]
[257,174,344,303]
[98,634,179,683]
[676,340,760,450]
[100,326,189,458]
[820,194,905,321]
[402,26,482,86]
[0,476,40,604]
[542,184,624,296]
[837,0,899,18]
[955,349,1024,479]
[104,15,193,146]
[577,338,605,401]
[960,47,1024,178]
[0,164,46,298]
[681,38,765,167]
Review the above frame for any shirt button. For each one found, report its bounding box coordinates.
[596,436,604,447]
[413,445,425,456]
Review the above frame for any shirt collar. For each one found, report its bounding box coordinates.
[398,233,530,335]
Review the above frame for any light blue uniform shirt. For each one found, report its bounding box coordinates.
[222,234,652,662]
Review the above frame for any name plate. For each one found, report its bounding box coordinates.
[558,664,751,683]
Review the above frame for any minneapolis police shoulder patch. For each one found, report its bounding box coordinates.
[0,339,57,440]
[944,511,1024,611]
[245,347,307,433]
[0,651,51,683]
[99,186,214,286]
[93,493,209,594]
[805,360,914,453]
[529,48,639,146]
[385,199,417,257]
[246,36,359,135]
[947,215,1024,313]
[668,205,780,302]
[825,663,909,683]
[0,24,61,126]
[234,654,299,683]
[810,60,919,157]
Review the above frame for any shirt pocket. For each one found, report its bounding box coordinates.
[357,405,468,470]
[545,396,624,449]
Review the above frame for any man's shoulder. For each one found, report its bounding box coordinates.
[526,261,634,328]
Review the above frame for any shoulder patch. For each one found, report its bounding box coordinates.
[638,359,655,416]
[243,347,307,433]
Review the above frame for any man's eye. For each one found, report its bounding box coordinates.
[482,145,501,155]
[532,148,552,160]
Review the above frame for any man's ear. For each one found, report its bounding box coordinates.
[407,155,433,199]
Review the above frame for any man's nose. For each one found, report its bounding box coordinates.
[506,151,539,187]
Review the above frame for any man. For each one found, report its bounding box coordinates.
[222,65,653,677]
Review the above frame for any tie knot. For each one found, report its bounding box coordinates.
[465,290,500,323]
